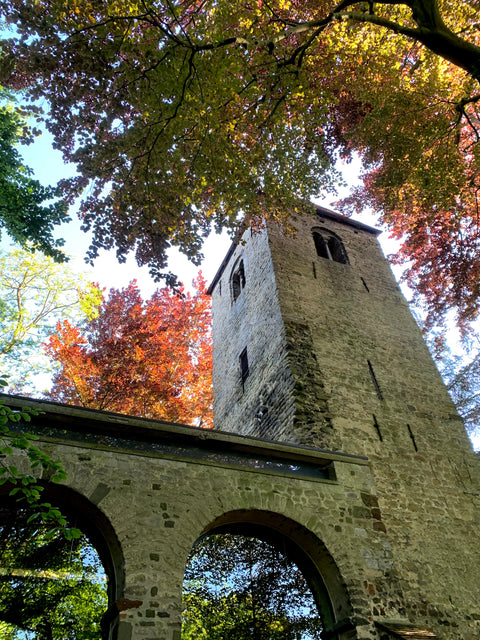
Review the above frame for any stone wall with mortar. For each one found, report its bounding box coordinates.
[209,207,480,639]
[210,228,297,440]
[2,397,413,640]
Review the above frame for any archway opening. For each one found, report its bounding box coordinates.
[182,526,332,639]
[0,484,124,640]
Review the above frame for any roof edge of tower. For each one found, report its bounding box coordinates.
[207,205,381,294]
[314,204,382,236]
[207,241,237,295]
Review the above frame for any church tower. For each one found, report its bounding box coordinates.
[208,205,480,639]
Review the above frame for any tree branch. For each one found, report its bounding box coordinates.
[333,0,480,81]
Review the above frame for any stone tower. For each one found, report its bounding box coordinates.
[208,205,480,639]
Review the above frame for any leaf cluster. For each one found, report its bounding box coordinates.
[1,0,480,326]
[0,90,69,261]
[0,376,81,539]
[0,501,106,639]
[0,246,102,390]
[428,333,480,441]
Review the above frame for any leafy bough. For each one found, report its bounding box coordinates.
[0,377,80,540]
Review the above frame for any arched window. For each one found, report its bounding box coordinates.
[312,228,349,265]
[231,259,246,302]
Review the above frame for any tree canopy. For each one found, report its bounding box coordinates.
[182,533,323,639]
[0,500,107,639]
[44,276,213,427]
[0,0,479,326]
[428,333,480,442]
[0,246,102,390]
[0,90,69,261]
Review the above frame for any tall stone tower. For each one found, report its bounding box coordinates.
[208,205,480,639]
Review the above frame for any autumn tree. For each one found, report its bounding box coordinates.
[0,246,102,390]
[0,88,68,260]
[45,276,213,427]
[0,0,479,328]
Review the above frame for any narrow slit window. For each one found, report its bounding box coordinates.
[240,348,249,389]
[312,228,349,264]
[361,277,370,292]
[373,414,383,442]
[368,360,383,400]
[407,424,418,452]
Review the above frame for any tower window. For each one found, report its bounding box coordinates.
[231,259,246,302]
[240,348,249,389]
[312,228,349,264]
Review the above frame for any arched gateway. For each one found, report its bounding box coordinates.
[190,509,355,637]
[3,205,480,639]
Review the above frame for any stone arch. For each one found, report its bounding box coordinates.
[0,481,125,640]
[189,509,355,640]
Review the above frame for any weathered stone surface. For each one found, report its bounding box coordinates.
[3,394,375,640]
[209,206,480,640]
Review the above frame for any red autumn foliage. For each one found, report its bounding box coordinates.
[44,275,213,428]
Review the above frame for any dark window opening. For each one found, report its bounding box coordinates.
[240,348,249,389]
[231,260,246,302]
[312,229,349,265]
[373,414,383,442]
[368,360,383,400]
[313,232,329,260]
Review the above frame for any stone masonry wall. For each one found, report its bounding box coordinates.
[5,428,411,640]
[266,210,480,639]
[211,228,297,441]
